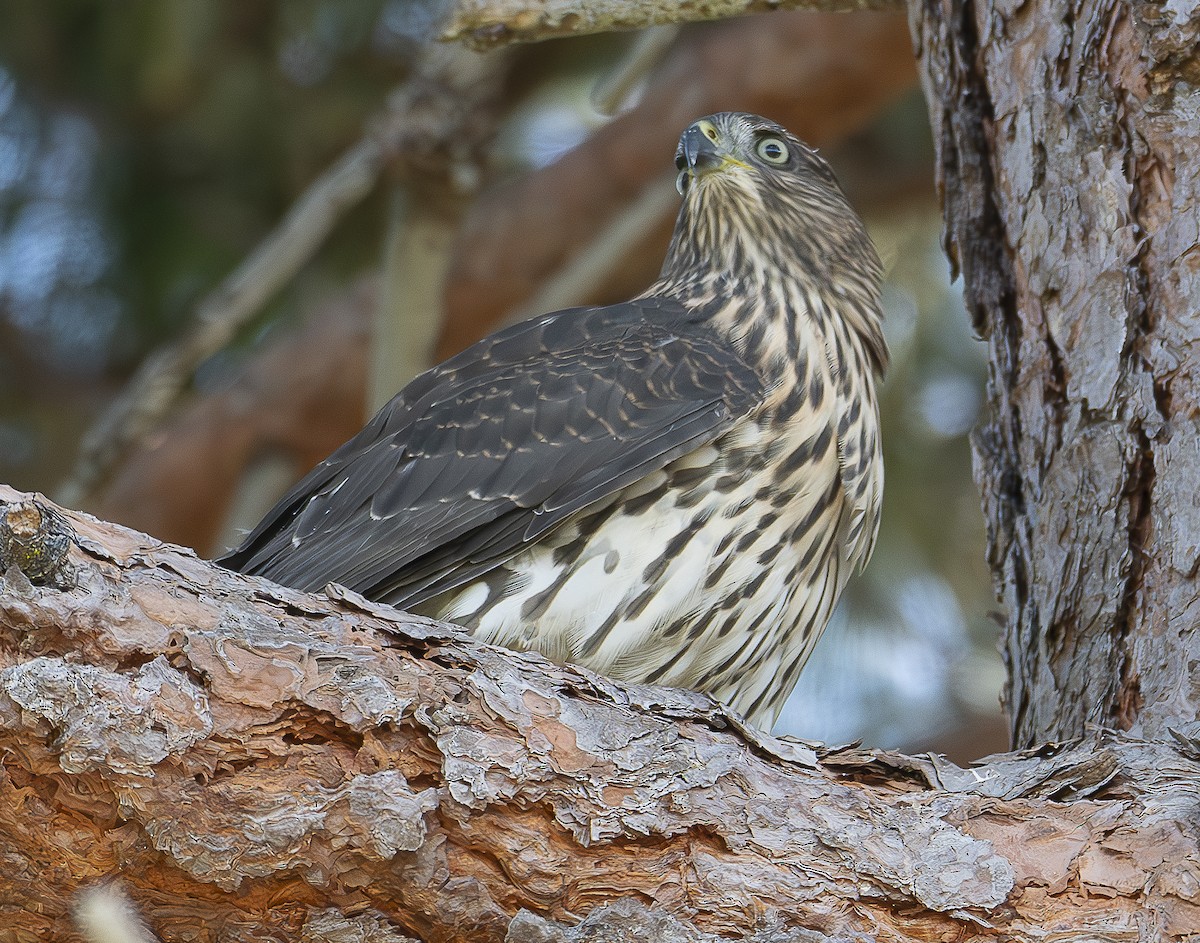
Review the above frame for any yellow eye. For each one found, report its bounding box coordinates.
[756,137,789,164]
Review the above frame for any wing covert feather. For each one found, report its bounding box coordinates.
[218,298,763,607]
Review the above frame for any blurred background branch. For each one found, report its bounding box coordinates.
[370,187,463,411]
[57,128,385,508]
[437,0,903,48]
[57,43,511,507]
[589,25,680,116]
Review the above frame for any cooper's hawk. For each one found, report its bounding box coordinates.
[219,112,887,731]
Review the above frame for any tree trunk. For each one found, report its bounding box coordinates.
[2,485,1200,942]
[909,0,1200,747]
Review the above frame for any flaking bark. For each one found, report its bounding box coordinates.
[1,484,1198,942]
[910,0,1200,746]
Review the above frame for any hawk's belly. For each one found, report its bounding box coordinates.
[419,416,855,731]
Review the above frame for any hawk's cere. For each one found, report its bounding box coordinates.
[219,112,887,731]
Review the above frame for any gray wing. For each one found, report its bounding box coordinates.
[217,297,763,608]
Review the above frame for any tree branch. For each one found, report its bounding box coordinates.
[56,137,382,510]
[370,187,463,413]
[58,44,511,510]
[1,482,1197,942]
[589,25,681,116]
[499,172,680,326]
[437,0,903,49]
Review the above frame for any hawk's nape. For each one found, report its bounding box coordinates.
[219,112,887,732]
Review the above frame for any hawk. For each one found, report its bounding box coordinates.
[219,112,887,731]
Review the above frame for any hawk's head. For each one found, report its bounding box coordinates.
[673,112,837,205]
[660,112,886,373]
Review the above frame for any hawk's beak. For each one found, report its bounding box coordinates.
[678,119,751,195]
[681,122,725,176]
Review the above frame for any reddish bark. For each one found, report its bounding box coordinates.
[2,484,1198,942]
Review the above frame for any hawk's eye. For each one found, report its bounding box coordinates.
[756,137,789,164]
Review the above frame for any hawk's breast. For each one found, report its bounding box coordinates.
[419,382,856,729]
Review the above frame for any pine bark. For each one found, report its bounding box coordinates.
[910,0,1200,747]
[2,485,1200,942]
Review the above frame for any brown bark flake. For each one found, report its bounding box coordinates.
[1,485,1198,941]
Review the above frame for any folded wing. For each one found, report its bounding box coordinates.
[217,297,763,608]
